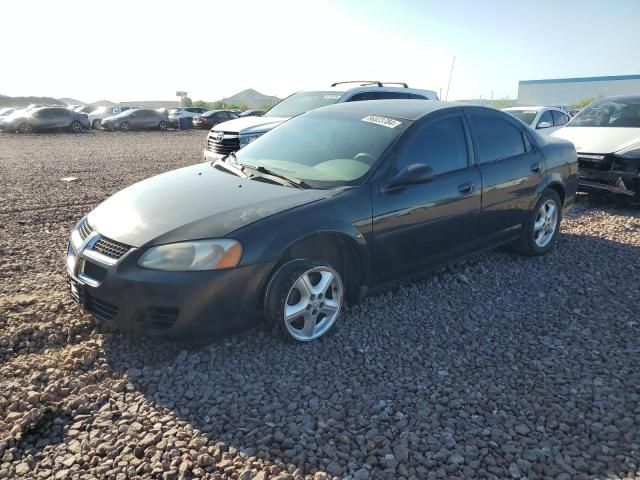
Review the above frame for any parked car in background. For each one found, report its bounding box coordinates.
[203,81,439,161]
[88,106,132,129]
[67,100,576,343]
[168,107,208,127]
[239,109,265,117]
[101,108,169,132]
[0,106,89,133]
[74,105,98,114]
[192,110,239,129]
[503,106,571,135]
[552,95,640,201]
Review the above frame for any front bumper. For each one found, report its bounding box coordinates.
[579,168,639,196]
[66,221,274,340]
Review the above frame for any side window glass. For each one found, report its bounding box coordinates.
[397,116,468,176]
[469,114,526,163]
[552,110,568,126]
[537,110,553,128]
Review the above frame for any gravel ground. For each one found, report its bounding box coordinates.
[0,130,639,480]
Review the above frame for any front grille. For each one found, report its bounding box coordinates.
[82,260,107,282]
[134,307,179,331]
[92,237,130,260]
[79,218,92,240]
[207,133,240,156]
[85,293,118,322]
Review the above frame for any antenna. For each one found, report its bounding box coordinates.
[445,56,455,101]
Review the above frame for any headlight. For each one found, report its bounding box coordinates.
[138,239,242,271]
[617,142,640,160]
[239,133,262,148]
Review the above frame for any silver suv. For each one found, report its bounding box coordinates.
[203,81,438,161]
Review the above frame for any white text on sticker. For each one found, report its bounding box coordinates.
[362,115,401,128]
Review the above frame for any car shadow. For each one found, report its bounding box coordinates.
[99,229,640,479]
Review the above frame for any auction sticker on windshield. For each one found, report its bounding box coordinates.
[362,115,402,128]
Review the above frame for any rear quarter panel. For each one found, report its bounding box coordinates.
[536,135,578,211]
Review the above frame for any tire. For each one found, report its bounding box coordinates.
[70,120,82,133]
[18,123,33,134]
[120,122,130,132]
[159,121,167,131]
[265,260,344,342]
[92,119,101,130]
[514,189,562,256]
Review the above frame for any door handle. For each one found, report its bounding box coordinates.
[458,182,475,195]
[530,163,541,173]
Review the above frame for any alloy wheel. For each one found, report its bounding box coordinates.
[19,123,32,134]
[533,199,558,248]
[71,121,82,133]
[283,266,343,341]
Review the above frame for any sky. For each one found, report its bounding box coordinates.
[2,0,639,103]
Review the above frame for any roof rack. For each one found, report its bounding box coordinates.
[330,81,410,88]
[331,80,383,87]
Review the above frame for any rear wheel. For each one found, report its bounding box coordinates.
[265,260,344,342]
[159,121,168,131]
[18,122,33,134]
[514,189,562,256]
[70,120,82,133]
[92,119,101,129]
[120,122,130,132]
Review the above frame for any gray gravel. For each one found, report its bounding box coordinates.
[1,130,639,480]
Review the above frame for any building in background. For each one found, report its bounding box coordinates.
[518,74,640,107]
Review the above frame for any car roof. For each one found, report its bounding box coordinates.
[504,106,560,111]
[311,99,473,121]
[300,85,438,98]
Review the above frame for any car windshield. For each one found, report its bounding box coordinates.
[232,110,410,186]
[264,91,346,118]
[570,97,640,128]
[504,109,538,126]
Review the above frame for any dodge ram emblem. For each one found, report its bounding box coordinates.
[214,131,224,143]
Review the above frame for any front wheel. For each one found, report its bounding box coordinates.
[514,189,562,256]
[265,260,344,342]
[120,122,130,132]
[159,121,167,131]
[92,119,101,130]
[70,120,82,133]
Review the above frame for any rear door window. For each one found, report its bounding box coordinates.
[469,114,527,163]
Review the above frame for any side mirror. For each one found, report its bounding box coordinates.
[384,163,434,191]
[537,121,552,129]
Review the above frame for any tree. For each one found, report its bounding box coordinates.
[181,96,193,107]
[193,100,208,109]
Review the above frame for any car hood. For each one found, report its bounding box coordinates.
[87,163,334,248]
[551,127,640,153]
[211,115,289,135]
[101,115,119,123]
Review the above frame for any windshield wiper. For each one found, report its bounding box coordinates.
[213,154,309,188]
[212,153,248,178]
[244,164,310,189]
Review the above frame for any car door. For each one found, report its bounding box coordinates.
[54,109,73,128]
[465,107,544,242]
[371,111,482,284]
